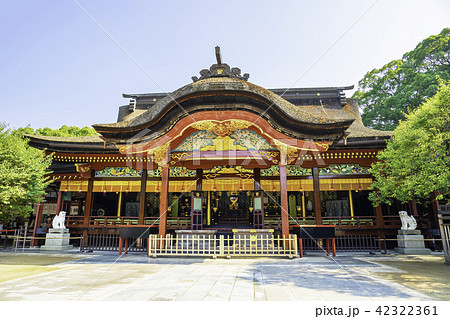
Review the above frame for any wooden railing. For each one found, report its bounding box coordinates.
[63,215,398,230]
[382,215,403,228]
[265,216,379,229]
[90,216,139,226]
[322,216,377,229]
[62,216,191,229]
[65,216,84,227]
[148,234,298,257]
[144,217,191,229]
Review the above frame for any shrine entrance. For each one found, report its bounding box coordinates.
[209,190,252,228]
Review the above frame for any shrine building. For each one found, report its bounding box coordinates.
[28,48,437,252]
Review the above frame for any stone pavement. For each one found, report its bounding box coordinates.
[0,251,446,301]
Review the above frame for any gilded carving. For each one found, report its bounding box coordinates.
[149,143,171,166]
[200,135,247,151]
[314,142,330,151]
[271,139,299,164]
[191,120,252,136]
[170,152,194,165]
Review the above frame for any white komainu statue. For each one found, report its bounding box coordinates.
[399,210,417,230]
[52,211,67,229]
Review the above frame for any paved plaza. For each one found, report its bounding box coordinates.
[0,251,448,301]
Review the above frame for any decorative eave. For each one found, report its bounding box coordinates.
[93,78,355,145]
[93,47,355,145]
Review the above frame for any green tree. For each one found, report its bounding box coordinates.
[354,28,450,130]
[13,125,98,137]
[369,81,450,206]
[0,123,53,224]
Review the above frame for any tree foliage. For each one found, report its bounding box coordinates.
[354,28,450,131]
[0,123,53,223]
[13,125,98,137]
[369,81,450,206]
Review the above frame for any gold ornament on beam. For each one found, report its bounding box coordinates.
[272,139,299,165]
[191,120,252,136]
[200,135,247,151]
[149,143,171,166]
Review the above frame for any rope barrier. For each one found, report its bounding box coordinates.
[5,235,83,240]
[378,238,442,241]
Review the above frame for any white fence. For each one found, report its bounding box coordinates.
[148,234,298,258]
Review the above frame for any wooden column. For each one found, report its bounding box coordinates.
[280,164,289,238]
[31,201,44,247]
[254,168,261,191]
[312,167,322,224]
[410,198,419,216]
[83,170,95,227]
[196,169,203,191]
[55,191,64,214]
[431,191,441,228]
[158,165,169,237]
[82,170,95,247]
[375,204,384,228]
[349,190,354,217]
[138,169,148,225]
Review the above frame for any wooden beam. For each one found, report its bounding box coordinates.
[280,164,289,238]
[158,165,170,237]
[138,169,148,225]
[312,167,322,224]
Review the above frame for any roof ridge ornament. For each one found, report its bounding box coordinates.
[192,46,250,82]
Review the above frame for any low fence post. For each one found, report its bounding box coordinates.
[79,235,84,252]
[219,235,224,257]
[438,209,450,263]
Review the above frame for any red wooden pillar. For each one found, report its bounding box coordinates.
[280,164,289,239]
[196,169,203,191]
[431,191,441,228]
[375,204,384,228]
[312,167,322,224]
[31,201,44,247]
[55,191,64,214]
[138,169,148,225]
[83,170,95,246]
[410,198,419,217]
[158,165,169,238]
[254,168,261,191]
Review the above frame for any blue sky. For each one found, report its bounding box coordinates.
[1,0,449,129]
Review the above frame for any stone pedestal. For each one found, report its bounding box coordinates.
[395,229,431,255]
[40,229,73,251]
[175,230,217,249]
